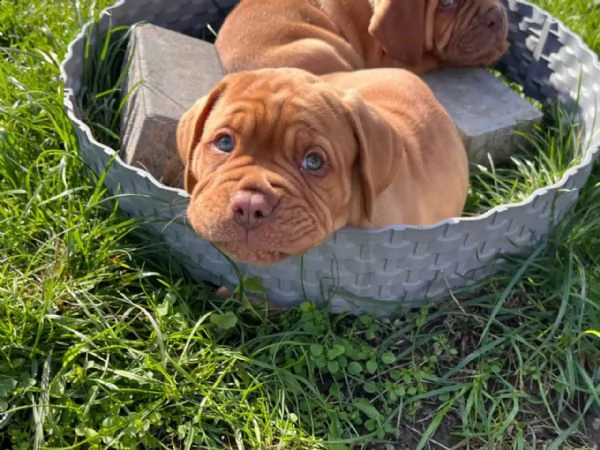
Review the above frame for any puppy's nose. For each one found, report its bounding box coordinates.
[230,190,274,230]
[481,8,504,30]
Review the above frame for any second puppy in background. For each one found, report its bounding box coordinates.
[215,0,509,75]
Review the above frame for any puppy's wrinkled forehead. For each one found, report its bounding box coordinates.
[209,70,345,135]
[455,0,507,24]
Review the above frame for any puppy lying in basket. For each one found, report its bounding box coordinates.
[215,0,509,75]
[176,67,468,266]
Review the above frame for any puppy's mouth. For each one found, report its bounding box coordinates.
[480,36,510,65]
[445,30,508,66]
[187,194,330,266]
[209,229,319,266]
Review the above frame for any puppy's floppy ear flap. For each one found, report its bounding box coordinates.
[368,0,426,67]
[176,84,226,193]
[343,91,404,222]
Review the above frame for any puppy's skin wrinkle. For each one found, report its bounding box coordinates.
[215,0,509,76]
[177,68,468,265]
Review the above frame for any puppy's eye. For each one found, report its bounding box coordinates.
[302,152,325,172]
[438,0,456,8]
[213,133,235,153]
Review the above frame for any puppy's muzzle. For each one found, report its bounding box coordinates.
[480,6,507,39]
[229,190,275,231]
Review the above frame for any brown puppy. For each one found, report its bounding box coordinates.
[214,0,509,76]
[176,68,468,265]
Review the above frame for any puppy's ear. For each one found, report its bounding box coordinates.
[368,0,426,67]
[176,84,225,193]
[343,91,404,222]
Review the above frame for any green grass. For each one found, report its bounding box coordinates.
[1,0,600,448]
[465,100,585,215]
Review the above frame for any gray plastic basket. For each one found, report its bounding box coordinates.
[60,0,600,314]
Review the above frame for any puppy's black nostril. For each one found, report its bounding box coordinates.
[234,206,245,216]
[254,210,264,219]
[482,9,503,29]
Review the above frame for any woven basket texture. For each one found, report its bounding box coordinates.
[60,0,600,314]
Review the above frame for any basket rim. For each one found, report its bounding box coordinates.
[59,0,600,235]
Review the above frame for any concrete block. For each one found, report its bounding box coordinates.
[120,24,225,188]
[120,24,542,187]
[422,68,543,165]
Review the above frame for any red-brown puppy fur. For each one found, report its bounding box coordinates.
[215,0,509,75]
[177,68,468,265]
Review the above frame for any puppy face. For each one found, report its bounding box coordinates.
[177,69,369,265]
[429,0,509,67]
[369,0,509,68]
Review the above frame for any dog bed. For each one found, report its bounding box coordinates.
[61,0,600,314]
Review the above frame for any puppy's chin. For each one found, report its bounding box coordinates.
[213,243,291,266]
[207,231,326,266]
